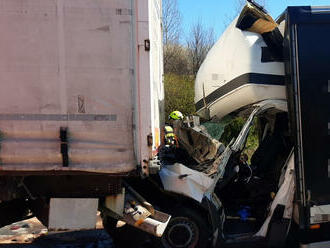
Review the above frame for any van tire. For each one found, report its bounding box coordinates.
[159,207,211,248]
[102,206,211,248]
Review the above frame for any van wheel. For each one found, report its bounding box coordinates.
[102,207,211,248]
[158,207,211,248]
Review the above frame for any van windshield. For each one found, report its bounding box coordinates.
[202,115,233,141]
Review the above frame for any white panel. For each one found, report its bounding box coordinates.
[310,204,330,224]
[149,0,164,153]
[195,17,285,118]
[208,84,286,119]
[135,0,163,175]
[195,18,284,103]
[301,241,330,248]
[255,152,295,237]
[48,198,98,230]
[159,163,213,202]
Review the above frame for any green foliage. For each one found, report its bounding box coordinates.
[244,119,259,163]
[220,116,259,163]
[202,115,233,140]
[164,74,196,119]
[220,117,246,145]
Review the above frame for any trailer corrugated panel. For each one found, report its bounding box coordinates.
[0,0,163,174]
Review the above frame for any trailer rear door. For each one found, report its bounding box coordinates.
[0,0,163,175]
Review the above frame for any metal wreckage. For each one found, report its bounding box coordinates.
[0,0,329,247]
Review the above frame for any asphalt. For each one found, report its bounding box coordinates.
[0,230,114,248]
[0,217,115,248]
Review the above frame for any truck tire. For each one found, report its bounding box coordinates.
[102,207,211,248]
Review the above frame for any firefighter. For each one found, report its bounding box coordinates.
[164,125,176,147]
[164,111,183,147]
[159,111,183,164]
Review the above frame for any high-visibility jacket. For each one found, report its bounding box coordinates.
[164,125,178,147]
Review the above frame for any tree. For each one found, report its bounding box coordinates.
[162,0,181,45]
[162,0,189,74]
[163,44,190,75]
[186,21,215,76]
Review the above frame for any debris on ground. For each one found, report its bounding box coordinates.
[0,213,112,247]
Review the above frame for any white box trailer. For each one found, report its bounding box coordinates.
[0,0,170,235]
[0,0,163,176]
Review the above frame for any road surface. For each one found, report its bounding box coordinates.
[0,216,115,248]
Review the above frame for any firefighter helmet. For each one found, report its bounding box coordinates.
[169,111,183,120]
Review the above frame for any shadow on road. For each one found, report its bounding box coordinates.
[0,229,114,248]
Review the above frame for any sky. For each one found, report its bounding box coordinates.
[178,0,330,40]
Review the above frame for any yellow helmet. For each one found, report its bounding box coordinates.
[169,111,183,120]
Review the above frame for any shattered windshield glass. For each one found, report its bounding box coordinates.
[202,115,233,141]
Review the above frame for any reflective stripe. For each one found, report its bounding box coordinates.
[0,114,117,121]
[164,125,174,133]
[195,73,285,111]
[165,133,175,138]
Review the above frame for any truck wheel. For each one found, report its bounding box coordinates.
[159,207,211,248]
